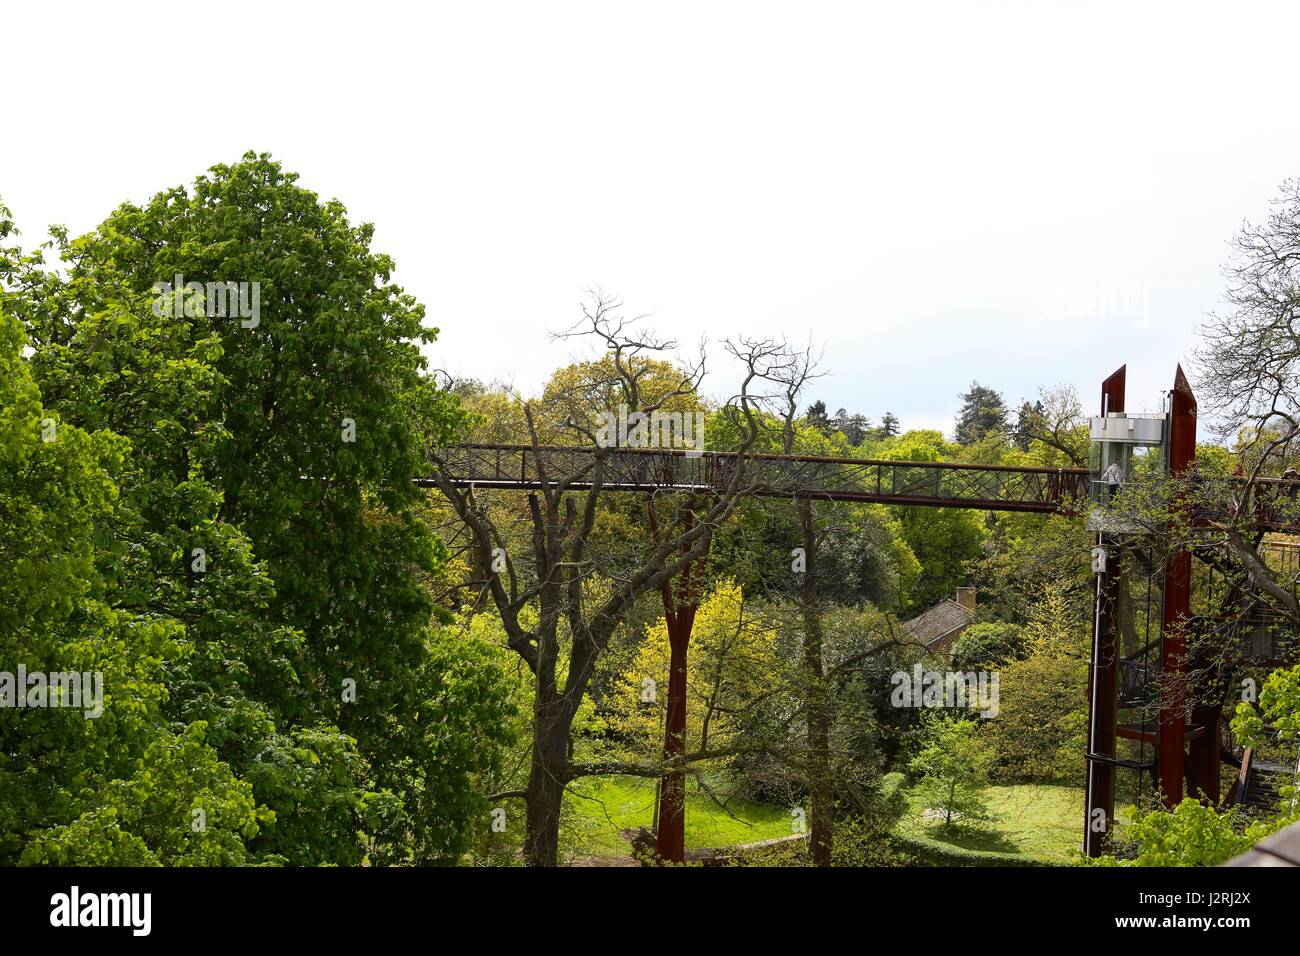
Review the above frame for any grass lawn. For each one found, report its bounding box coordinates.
[562,776,793,859]
[896,783,1134,863]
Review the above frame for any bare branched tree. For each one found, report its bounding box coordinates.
[757,336,842,865]
[425,292,792,866]
[1198,179,1300,437]
[1195,180,1300,620]
[1015,385,1089,466]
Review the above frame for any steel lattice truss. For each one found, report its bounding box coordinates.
[424,443,1091,513]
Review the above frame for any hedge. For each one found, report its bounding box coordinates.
[885,832,1071,867]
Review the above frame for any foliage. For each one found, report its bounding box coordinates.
[1232,662,1300,807]
[980,582,1089,784]
[22,723,273,866]
[868,431,987,609]
[708,498,918,610]
[1233,663,1300,748]
[971,511,1093,623]
[602,581,782,759]
[878,412,900,440]
[954,381,1008,445]
[1101,799,1286,867]
[0,154,515,866]
[0,306,266,864]
[892,506,985,611]
[907,715,994,829]
[541,354,706,445]
[950,621,1026,670]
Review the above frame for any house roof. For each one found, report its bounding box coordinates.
[903,598,974,650]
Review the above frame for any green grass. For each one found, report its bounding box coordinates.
[562,776,793,859]
[896,783,1134,864]
[561,777,1130,864]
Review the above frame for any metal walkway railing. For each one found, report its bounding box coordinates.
[424,443,1092,513]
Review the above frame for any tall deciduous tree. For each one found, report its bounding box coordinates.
[0,306,272,864]
[429,292,777,865]
[4,155,515,865]
[761,340,840,865]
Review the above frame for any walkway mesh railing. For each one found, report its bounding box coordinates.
[427,443,1092,513]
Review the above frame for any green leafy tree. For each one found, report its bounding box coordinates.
[908,716,993,829]
[4,154,516,865]
[873,431,985,609]
[17,240,376,864]
[602,580,781,758]
[980,582,1088,784]
[950,621,1025,670]
[893,506,985,610]
[22,723,274,866]
[0,306,271,864]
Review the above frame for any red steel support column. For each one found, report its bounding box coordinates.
[1158,366,1197,808]
[1085,365,1125,857]
[657,601,697,865]
[647,504,707,865]
[1188,703,1222,803]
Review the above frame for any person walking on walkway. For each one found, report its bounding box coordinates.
[1101,461,1124,504]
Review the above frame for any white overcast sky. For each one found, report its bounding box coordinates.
[5,1,1299,435]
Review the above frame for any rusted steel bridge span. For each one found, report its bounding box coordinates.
[424,442,1091,514]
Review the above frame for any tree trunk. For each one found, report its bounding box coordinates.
[656,610,693,864]
[799,498,833,866]
[524,696,571,867]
